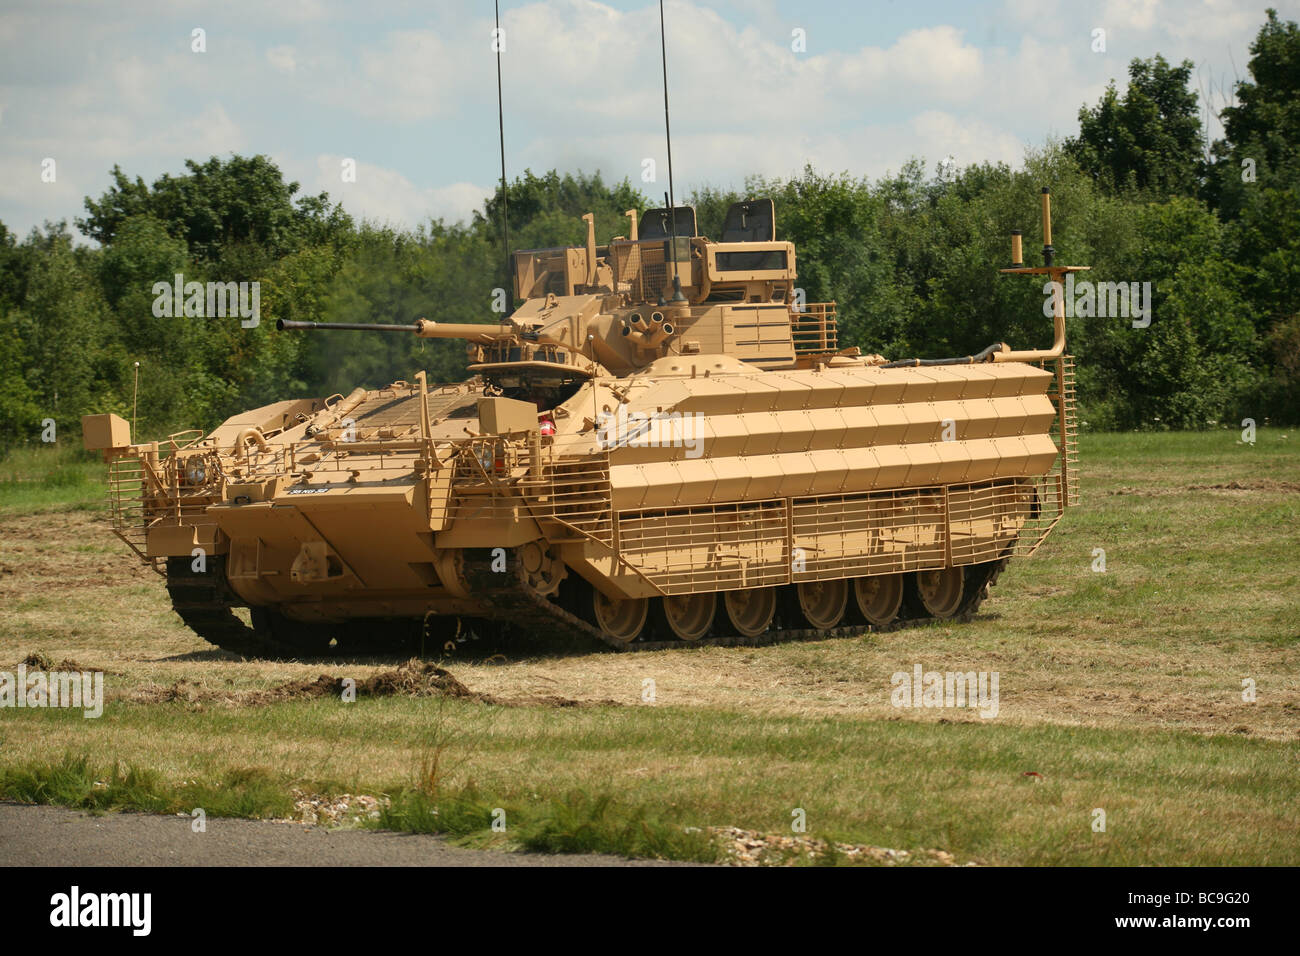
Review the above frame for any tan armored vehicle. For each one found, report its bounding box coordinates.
[84,191,1080,654]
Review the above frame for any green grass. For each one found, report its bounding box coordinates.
[373,788,723,862]
[1012,427,1300,649]
[1,692,1295,865]
[0,444,107,514]
[0,752,721,862]
[0,753,294,819]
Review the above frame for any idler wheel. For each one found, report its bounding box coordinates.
[852,574,904,626]
[913,567,964,619]
[655,592,717,642]
[519,541,566,596]
[789,579,848,630]
[722,588,776,638]
[592,591,648,644]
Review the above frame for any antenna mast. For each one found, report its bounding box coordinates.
[494,0,510,293]
[658,0,676,213]
[131,361,139,442]
[658,0,686,303]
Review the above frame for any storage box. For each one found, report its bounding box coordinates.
[82,413,131,450]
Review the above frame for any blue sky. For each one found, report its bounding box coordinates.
[1,0,1294,241]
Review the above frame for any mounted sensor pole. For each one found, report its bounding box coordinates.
[1041,186,1054,266]
[993,187,1089,363]
[131,361,140,443]
[884,186,1088,368]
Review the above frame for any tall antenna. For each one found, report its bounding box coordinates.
[658,0,686,303]
[658,0,677,213]
[494,0,510,291]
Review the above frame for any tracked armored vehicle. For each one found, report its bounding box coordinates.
[85,192,1080,655]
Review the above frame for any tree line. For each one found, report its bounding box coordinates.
[1,10,1295,449]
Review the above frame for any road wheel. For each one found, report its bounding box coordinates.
[722,588,776,638]
[592,591,648,644]
[655,592,717,642]
[852,574,903,627]
[786,579,848,629]
[912,567,964,619]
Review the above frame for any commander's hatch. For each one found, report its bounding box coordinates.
[639,205,697,240]
[714,198,786,272]
[722,198,774,242]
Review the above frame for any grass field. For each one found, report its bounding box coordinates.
[0,430,1297,864]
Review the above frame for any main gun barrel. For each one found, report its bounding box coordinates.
[276,319,505,344]
[414,319,505,343]
[276,320,420,333]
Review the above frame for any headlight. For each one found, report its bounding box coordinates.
[183,458,208,486]
[476,444,505,475]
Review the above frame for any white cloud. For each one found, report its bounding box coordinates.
[1101,0,1163,32]
[0,158,83,230]
[266,45,298,74]
[1,0,1296,239]
[1166,0,1267,44]
[309,154,491,227]
[835,26,986,103]
[354,31,462,122]
[503,4,1077,192]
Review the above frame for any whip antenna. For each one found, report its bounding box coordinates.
[658,0,686,303]
[494,0,510,292]
[658,0,676,214]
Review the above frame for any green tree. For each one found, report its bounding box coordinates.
[1219,9,1300,175]
[1204,10,1300,419]
[78,155,351,264]
[478,169,645,247]
[11,223,114,429]
[0,312,41,446]
[1067,55,1203,197]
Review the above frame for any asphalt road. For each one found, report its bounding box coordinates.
[0,803,694,867]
